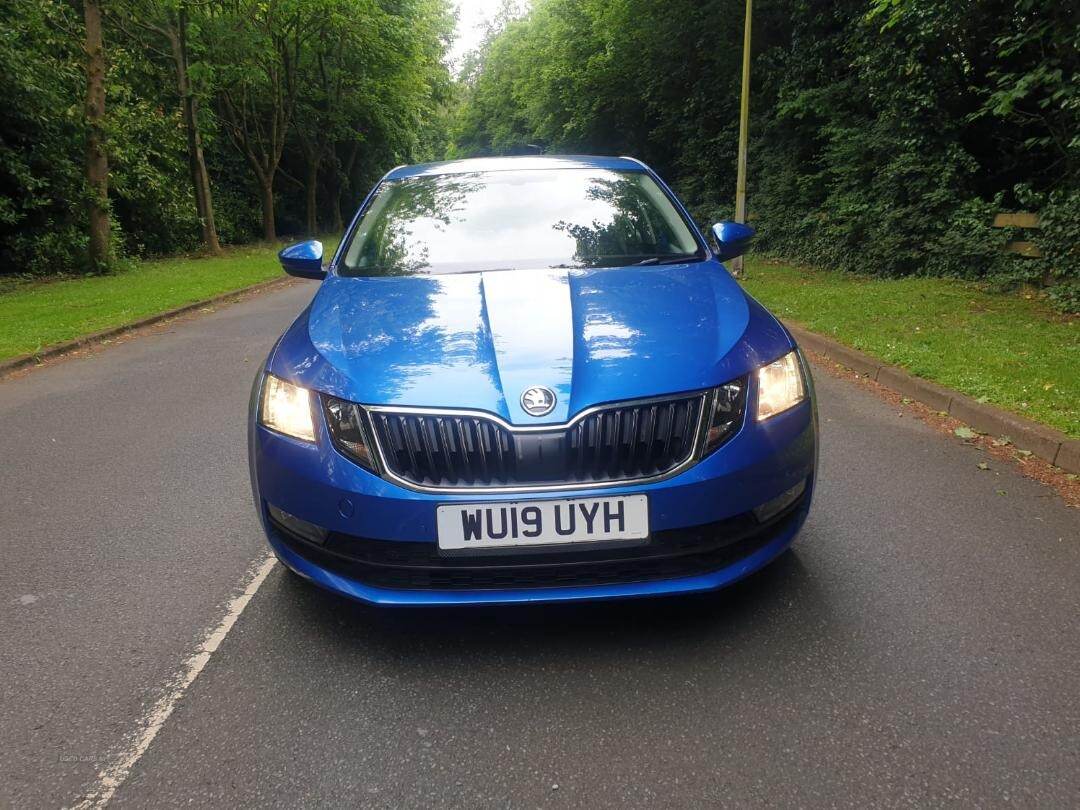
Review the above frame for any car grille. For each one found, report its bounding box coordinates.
[269,494,805,591]
[366,394,708,489]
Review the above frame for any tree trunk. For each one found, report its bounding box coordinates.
[260,180,276,242]
[328,168,343,233]
[334,140,360,234]
[83,0,110,271]
[173,4,221,254]
[305,154,319,237]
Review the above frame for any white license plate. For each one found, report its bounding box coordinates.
[436,495,649,551]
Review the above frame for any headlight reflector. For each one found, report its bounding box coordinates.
[756,351,806,421]
[324,396,376,471]
[259,373,315,441]
[703,378,747,454]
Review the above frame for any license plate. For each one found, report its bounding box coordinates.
[436,495,649,551]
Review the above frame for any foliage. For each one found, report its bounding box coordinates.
[0,0,452,275]
[1016,185,1080,313]
[452,0,1080,310]
[0,0,89,275]
[105,37,204,256]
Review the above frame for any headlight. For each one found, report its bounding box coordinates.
[756,350,806,421]
[259,373,315,441]
[324,396,376,471]
[703,378,747,454]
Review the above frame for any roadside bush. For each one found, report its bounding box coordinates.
[1015,186,1080,313]
[107,70,203,257]
[0,0,87,276]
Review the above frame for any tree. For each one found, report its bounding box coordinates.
[83,0,111,270]
[292,1,351,236]
[288,0,454,235]
[453,0,1078,309]
[172,1,221,252]
[113,0,222,253]
[1,0,452,273]
[211,0,317,241]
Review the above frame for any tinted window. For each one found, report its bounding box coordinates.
[339,168,702,276]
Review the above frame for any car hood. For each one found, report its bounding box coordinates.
[274,262,793,425]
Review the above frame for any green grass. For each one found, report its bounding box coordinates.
[0,238,338,362]
[741,258,1080,437]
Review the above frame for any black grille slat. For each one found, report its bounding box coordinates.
[641,405,656,471]
[455,419,472,483]
[400,416,419,479]
[662,402,676,458]
[603,412,617,477]
[587,414,601,480]
[609,411,622,477]
[418,418,439,483]
[436,418,455,482]
[574,422,586,479]
[672,404,687,457]
[680,400,696,454]
[472,418,488,480]
[488,422,505,481]
[625,408,640,474]
[367,393,720,489]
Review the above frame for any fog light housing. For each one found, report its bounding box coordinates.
[753,479,807,523]
[267,503,328,545]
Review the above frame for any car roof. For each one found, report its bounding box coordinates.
[383,155,648,181]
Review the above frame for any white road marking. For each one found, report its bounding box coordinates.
[68,554,278,809]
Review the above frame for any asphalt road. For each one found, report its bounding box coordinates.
[2,284,1077,808]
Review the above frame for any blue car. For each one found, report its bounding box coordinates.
[249,155,816,606]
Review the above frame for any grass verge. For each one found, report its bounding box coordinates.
[741,258,1079,438]
[0,239,337,363]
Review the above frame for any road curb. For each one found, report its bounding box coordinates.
[0,276,295,377]
[788,324,1078,474]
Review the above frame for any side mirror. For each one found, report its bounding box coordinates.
[711,221,755,262]
[278,240,326,279]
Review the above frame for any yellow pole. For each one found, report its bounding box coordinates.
[731,0,752,277]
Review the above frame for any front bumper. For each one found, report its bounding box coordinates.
[250,393,816,606]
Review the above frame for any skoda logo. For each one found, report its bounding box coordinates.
[520,386,557,417]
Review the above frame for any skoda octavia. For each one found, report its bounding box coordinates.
[249,155,816,606]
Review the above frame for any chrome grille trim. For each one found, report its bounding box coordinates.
[363,392,712,494]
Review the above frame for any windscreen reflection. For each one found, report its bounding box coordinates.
[340,169,701,276]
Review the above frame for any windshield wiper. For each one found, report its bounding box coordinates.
[632,253,698,265]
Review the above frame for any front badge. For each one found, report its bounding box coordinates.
[520,385,557,417]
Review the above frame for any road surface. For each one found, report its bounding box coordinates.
[1,284,1077,807]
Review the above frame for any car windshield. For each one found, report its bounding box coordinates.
[339,168,702,276]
